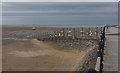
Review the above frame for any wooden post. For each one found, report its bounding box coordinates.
[82,27,83,37]
[101,27,103,34]
[88,27,90,37]
[73,28,75,38]
[63,28,65,37]
[96,27,98,37]
[67,28,68,37]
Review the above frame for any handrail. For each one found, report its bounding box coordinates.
[86,25,107,73]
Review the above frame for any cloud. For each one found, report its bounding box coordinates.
[2,2,117,12]
[2,2,117,16]
[2,2,118,25]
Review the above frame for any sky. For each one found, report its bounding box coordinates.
[1,2,118,26]
[1,0,120,2]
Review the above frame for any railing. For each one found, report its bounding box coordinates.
[85,26,106,73]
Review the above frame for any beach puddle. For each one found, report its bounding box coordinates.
[3,37,28,41]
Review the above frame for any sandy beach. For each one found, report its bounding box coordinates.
[2,25,98,71]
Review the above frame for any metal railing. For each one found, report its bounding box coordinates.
[85,26,106,73]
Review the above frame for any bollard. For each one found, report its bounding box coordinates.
[95,57,101,72]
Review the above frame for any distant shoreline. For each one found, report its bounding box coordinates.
[2,24,104,28]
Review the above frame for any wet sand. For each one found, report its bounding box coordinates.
[3,38,94,71]
[2,25,97,71]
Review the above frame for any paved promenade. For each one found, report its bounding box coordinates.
[103,27,118,72]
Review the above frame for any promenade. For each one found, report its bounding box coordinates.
[103,27,118,72]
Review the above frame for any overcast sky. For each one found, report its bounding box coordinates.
[2,2,118,25]
[1,0,119,2]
